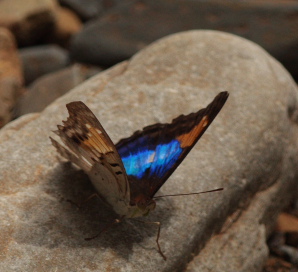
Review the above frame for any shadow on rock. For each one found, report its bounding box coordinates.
[14,162,173,260]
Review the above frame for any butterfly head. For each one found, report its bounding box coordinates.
[137,195,156,216]
[127,195,156,217]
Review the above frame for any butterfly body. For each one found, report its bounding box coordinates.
[50,92,228,219]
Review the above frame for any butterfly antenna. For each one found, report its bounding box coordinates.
[85,217,123,241]
[153,188,223,199]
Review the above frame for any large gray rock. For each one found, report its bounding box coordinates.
[1,30,298,271]
[186,179,285,272]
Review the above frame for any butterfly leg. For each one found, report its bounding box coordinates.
[152,221,167,261]
[81,193,100,205]
[67,193,99,209]
[134,219,166,261]
[85,216,124,241]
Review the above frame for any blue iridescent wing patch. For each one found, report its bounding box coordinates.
[116,91,229,199]
[121,139,182,179]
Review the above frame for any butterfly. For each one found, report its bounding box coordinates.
[50,91,228,259]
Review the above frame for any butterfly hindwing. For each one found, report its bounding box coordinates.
[116,92,229,200]
[50,101,130,210]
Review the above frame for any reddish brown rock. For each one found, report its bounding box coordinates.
[276,213,298,232]
[0,28,23,128]
[0,0,58,46]
[53,6,82,46]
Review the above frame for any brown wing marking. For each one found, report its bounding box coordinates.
[51,101,129,201]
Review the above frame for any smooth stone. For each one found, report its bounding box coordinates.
[19,44,70,85]
[70,0,298,80]
[59,0,103,20]
[53,6,82,46]
[186,181,284,272]
[0,30,298,271]
[0,27,23,128]
[14,63,101,116]
[58,0,124,20]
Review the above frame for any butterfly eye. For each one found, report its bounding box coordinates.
[135,196,156,212]
[147,199,156,211]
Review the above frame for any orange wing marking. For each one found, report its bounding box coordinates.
[82,125,113,155]
[176,115,209,148]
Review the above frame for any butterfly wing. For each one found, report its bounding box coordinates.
[116,92,229,202]
[50,101,130,213]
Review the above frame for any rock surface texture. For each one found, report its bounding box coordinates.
[0,30,298,271]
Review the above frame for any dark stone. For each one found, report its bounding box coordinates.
[58,0,125,20]
[285,232,298,248]
[59,0,103,20]
[19,45,70,85]
[70,0,298,79]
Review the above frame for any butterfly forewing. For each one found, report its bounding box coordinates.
[116,92,229,199]
[50,101,130,210]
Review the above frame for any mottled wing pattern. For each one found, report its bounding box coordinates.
[116,92,229,201]
[50,101,130,208]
